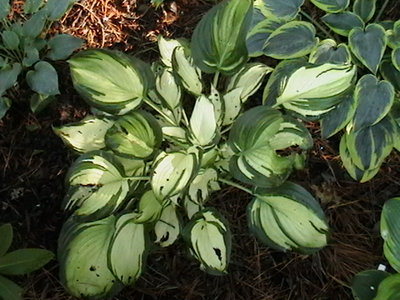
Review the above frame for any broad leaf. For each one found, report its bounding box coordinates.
[0,64,22,95]
[26,61,60,96]
[105,111,162,159]
[322,12,364,37]
[352,74,394,131]
[263,21,318,59]
[133,190,164,224]
[183,209,231,275]
[353,0,376,22]
[22,8,47,38]
[187,168,220,204]
[349,24,387,74]
[189,96,217,147]
[0,249,53,275]
[0,224,13,257]
[254,0,304,20]
[58,216,118,299]
[374,274,400,300]
[47,34,84,60]
[154,202,181,247]
[108,213,148,285]
[221,88,242,126]
[191,0,252,74]
[380,59,400,91]
[69,49,153,115]
[1,31,20,50]
[22,46,40,67]
[0,275,23,300]
[30,93,55,114]
[155,67,181,110]
[381,198,400,272]
[310,0,349,13]
[0,97,12,120]
[24,0,44,14]
[54,116,114,153]
[387,20,400,49]
[0,1,10,19]
[392,48,400,72]
[248,181,329,253]
[309,39,351,65]
[351,270,390,300]
[45,0,77,20]
[158,36,188,68]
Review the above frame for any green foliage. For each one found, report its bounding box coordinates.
[0,0,83,118]
[0,224,53,300]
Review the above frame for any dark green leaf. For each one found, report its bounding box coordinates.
[322,12,364,37]
[26,61,60,96]
[380,59,400,91]
[263,21,318,59]
[0,64,22,95]
[22,46,40,67]
[0,1,10,19]
[349,23,387,74]
[24,0,44,14]
[47,34,84,60]
[381,198,400,272]
[22,9,47,38]
[310,0,349,12]
[255,0,304,20]
[45,0,76,20]
[0,97,12,120]
[1,31,20,50]
[30,93,55,114]
[374,274,400,300]
[351,270,390,300]
[0,275,23,300]
[387,20,400,49]
[0,224,13,257]
[309,39,351,64]
[353,0,376,22]
[392,48,400,72]
[0,248,53,275]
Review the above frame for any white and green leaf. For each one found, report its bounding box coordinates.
[154,202,181,247]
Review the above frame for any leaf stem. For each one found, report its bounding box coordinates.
[300,11,335,40]
[213,71,220,88]
[143,97,177,126]
[218,178,253,195]
[374,0,390,22]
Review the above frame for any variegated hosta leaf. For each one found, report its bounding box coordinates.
[351,270,390,300]
[64,151,132,217]
[392,48,400,72]
[172,46,203,96]
[54,116,114,153]
[108,213,148,285]
[191,0,252,75]
[226,62,272,102]
[155,67,181,111]
[353,0,376,23]
[151,150,198,200]
[322,12,364,37]
[189,96,218,147]
[254,0,304,20]
[162,126,187,144]
[183,209,231,275]
[380,59,400,92]
[263,21,318,59]
[187,168,220,204]
[69,49,153,115]
[309,39,351,65]
[158,36,189,68]
[221,88,242,126]
[184,197,202,219]
[105,111,162,159]
[154,202,180,247]
[349,24,387,74]
[381,197,400,273]
[113,155,147,191]
[209,85,224,126]
[229,106,312,188]
[386,20,400,50]
[310,0,349,13]
[133,190,165,224]
[248,181,329,253]
[352,74,394,131]
[374,274,400,300]
[58,216,118,299]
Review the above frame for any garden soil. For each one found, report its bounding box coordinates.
[1,0,400,299]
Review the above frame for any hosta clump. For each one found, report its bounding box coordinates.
[49,0,368,298]
[0,0,83,119]
[249,0,400,183]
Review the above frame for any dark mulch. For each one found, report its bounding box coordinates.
[1,0,400,299]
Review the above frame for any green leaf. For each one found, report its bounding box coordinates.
[309,39,351,65]
[349,24,387,74]
[26,61,60,96]
[0,1,10,19]
[380,59,400,92]
[310,0,349,12]
[155,67,181,110]
[0,275,23,300]
[189,96,217,147]
[22,9,47,38]
[0,224,13,257]
[24,0,44,14]
[351,270,390,300]
[387,20,400,49]
[1,31,20,50]
[108,213,148,285]
[69,49,153,115]
[158,36,188,68]
[151,150,198,200]
[47,34,84,60]
[191,0,252,74]
[183,209,231,275]
[53,115,114,153]
[105,111,162,159]
[221,88,242,126]
[133,190,164,224]
[45,0,76,20]
[322,12,364,37]
[154,202,181,247]
[248,181,329,253]
[29,93,54,114]
[22,46,40,67]
[0,97,12,120]
[254,0,304,20]
[352,74,394,131]
[64,151,132,217]
[58,216,118,299]
[392,48,400,72]
[0,63,22,95]
[263,21,318,59]
[353,0,376,22]
[381,198,400,272]
[229,106,312,188]
[0,249,53,275]
[374,273,400,300]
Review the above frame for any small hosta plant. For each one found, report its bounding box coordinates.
[0,224,54,300]
[0,0,83,119]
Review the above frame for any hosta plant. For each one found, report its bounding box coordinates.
[0,0,83,119]
[49,0,371,297]
[0,224,54,300]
